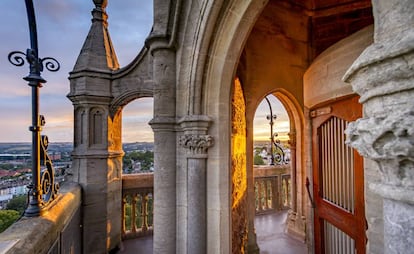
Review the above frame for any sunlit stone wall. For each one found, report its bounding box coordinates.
[231,78,248,253]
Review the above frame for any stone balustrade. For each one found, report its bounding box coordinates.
[0,182,81,254]
[121,173,154,240]
[254,165,291,214]
[120,168,291,244]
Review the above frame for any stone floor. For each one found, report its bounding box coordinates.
[255,210,307,254]
[118,234,152,254]
[118,210,307,254]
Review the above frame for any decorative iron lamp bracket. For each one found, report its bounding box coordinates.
[7,0,60,217]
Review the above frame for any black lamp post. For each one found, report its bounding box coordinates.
[8,0,60,217]
[265,96,277,165]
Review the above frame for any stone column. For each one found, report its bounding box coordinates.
[288,131,297,212]
[179,116,213,254]
[286,131,300,237]
[344,1,414,252]
[246,120,260,254]
[247,178,260,254]
[148,44,177,253]
[150,117,176,254]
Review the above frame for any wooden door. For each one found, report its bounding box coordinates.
[311,96,366,254]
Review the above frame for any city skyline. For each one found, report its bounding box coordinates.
[0,1,289,143]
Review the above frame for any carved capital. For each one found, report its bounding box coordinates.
[346,109,414,189]
[179,135,214,156]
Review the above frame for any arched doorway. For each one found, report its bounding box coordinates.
[251,93,306,254]
[201,0,372,253]
[230,73,306,254]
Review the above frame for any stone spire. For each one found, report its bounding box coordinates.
[72,0,119,72]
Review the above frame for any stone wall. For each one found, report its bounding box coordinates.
[304,25,373,109]
[231,79,248,254]
[0,182,81,254]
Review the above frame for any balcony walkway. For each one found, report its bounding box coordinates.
[118,210,307,254]
[255,210,307,254]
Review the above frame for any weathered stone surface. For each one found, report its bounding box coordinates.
[0,183,81,254]
[383,200,414,253]
[346,109,414,193]
[343,1,414,253]
[304,26,373,108]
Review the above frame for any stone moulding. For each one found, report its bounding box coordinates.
[342,25,414,104]
[179,134,214,155]
[344,52,414,104]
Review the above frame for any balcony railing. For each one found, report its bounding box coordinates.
[122,173,154,240]
[120,167,290,242]
[254,165,291,214]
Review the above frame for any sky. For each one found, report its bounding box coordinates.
[254,95,290,141]
[0,0,289,143]
[0,0,153,142]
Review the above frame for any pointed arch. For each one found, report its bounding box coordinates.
[194,1,269,252]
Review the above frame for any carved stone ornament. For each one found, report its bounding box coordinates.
[179,135,214,155]
[345,109,414,188]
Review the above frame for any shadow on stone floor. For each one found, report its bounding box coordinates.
[255,210,307,254]
[119,210,307,254]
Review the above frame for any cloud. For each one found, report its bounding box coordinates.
[122,98,153,142]
[122,123,153,143]
[253,96,291,141]
[106,1,153,66]
[0,1,153,142]
[0,1,290,144]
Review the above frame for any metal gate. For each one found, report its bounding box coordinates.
[311,96,366,254]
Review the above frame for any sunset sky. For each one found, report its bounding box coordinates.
[0,0,289,143]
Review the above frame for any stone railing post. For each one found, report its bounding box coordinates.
[343,1,414,252]
[179,115,213,254]
[142,193,149,232]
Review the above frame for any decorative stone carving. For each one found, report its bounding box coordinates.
[179,134,214,155]
[346,109,414,188]
[342,2,414,252]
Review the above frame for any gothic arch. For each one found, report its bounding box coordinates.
[109,47,154,118]
[271,89,307,238]
[109,91,153,118]
[195,1,269,252]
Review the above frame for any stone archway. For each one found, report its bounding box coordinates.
[199,0,309,252]
[200,1,269,253]
[200,0,372,252]
[272,89,306,240]
[246,88,306,252]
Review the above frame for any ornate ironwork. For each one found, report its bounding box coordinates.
[7,0,60,217]
[273,136,287,164]
[40,134,59,203]
[265,96,289,165]
[265,96,277,165]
